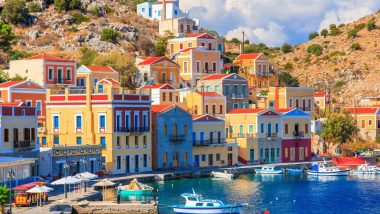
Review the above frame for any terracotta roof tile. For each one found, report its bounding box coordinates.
[151,104,174,113]
[235,53,262,61]
[345,107,379,114]
[195,91,223,97]
[25,54,76,63]
[0,81,23,88]
[142,84,174,89]
[86,66,116,73]
[193,114,223,122]
[201,74,231,81]
[277,108,295,113]
[180,47,201,53]
[314,92,326,97]
[228,108,265,114]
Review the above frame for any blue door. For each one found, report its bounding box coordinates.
[134,154,139,173]
[80,79,85,87]
[126,155,130,173]
[267,123,272,137]
[194,155,200,167]
[192,132,196,145]
[200,132,204,145]
[250,149,255,163]
[90,160,94,173]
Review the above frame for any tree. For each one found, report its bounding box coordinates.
[307,44,323,56]
[79,45,98,66]
[100,28,119,43]
[0,20,16,52]
[0,70,10,83]
[11,74,26,81]
[367,18,377,31]
[154,32,174,56]
[281,43,292,53]
[347,29,358,39]
[278,71,299,87]
[94,52,142,89]
[319,112,358,152]
[308,32,319,40]
[320,29,328,38]
[1,0,28,24]
[0,184,10,214]
[54,0,66,12]
[230,38,240,44]
[350,43,362,51]
[54,0,81,12]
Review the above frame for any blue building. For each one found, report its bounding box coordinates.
[151,104,193,170]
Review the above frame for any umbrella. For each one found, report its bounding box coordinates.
[26,185,54,207]
[78,172,98,180]
[51,176,82,185]
[93,179,116,202]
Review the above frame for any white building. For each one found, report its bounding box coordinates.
[137,0,189,20]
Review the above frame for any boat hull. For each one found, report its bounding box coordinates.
[256,170,283,174]
[307,170,350,176]
[173,205,243,214]
[351,170,380,175]
[211,172,237,179]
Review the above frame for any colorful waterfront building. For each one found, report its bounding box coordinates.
[182,91,226,118]
[225,108,282,164]
[197,73,249,112]
[44,78,152,175]
[278,108,312,162]
[137,56,180,87]
[5,54,77,88]
[151,104,193,170]
[345,107,380,141]
[358,96,380,107]
[76,65,119,88]
[168,33,223,56]
[314,92,327,110]
[174,46,222,88]
[0,103,38,153]
[141,83,180,105]
[137,0,189,20]
[192,114,238,167]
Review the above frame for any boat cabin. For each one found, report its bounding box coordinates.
[181,193,224,207]
[261,166,276,171]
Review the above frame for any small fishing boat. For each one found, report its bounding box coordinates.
[255,166,283,174]
[287,168,303,175]
[351,163,380,174]
[307,162,350,176]
[116,178,155,204]
[173,190,247,214]
[211,169,238,179]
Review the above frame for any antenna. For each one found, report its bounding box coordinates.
[192,188,196,195]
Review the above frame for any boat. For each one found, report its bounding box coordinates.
[211,169,238,179]
[351,163,380,174]
[172,189,247,214]
[307,162,350,176]
[116,178,155,204]
[255,166,283,174]
[287,168,303,175]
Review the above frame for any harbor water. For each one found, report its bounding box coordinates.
[107,173,380,214]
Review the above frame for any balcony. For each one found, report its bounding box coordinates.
[14,140,32,148]
[266,133,278,140]
[231,94,244,99]
[169,135,186,142]
[193,139,225,146]
[115,127,150,134]
[38,127,46,133]
[227,133,256,139]
[293,131,304,138]
[52,78,73,85]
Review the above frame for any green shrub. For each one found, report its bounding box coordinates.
[320,29,328,38]
[347,29,358,39]
[293,57,299,62]
[54,0,81,12]
[79,45,98,66]
[334,80,346,88]
[104,5,114,14]
[281,43,292,53]
[354,23,366,31]
[28,2,42,13]
[69,26,78,32]
[283,62,293,71]
[9,50,33,60]
[329,24,337,31]
[54,0,66,12]
[307,44,323,56]
[0,20,16,52]
[230,38,240,44]
[72,13,90,25]
[367,18,377,31]
[100,28,119,43]
[88,5,102,16]
[1,0,28,24]
[329,28,342,36]
[338,23,345,28]
[350,43,362,51]
[308,32,319,40]
[304,54,311,64]
[329,51,345,57]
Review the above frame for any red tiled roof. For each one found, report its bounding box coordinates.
[193,114,223,122]
[235,53,262,61]
[223,63,233,70]
[0,81,23,88]
[277,108,295,113]
[345,107,379,114]
[314,92,326,97]
[184,33,216,39]
[156,0,175,4]
[195,91,223,97]
[97,78,120,86]
[201,74,231,81]
[151,104,173,113]
[24,54,76,63]
[142,83,174,89]
[228,108,265,114]
[138,56,163,65]
[86,66,116,73]
[180,47,201,53]
[185,33,203,38]
[0,102,24,107]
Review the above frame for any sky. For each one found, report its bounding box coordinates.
[180,0,380,47]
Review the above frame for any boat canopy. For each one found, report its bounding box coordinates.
[119,178,153,191]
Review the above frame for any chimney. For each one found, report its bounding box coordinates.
[161,0,167,20]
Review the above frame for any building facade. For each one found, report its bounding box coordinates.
[192,114,238,167]
[345,107,380,141]
[151,104,193,170]
[168,33,222,56]
[6,54,77,88]
[182,91,226,118]
[197,74,249,112]
[314,92,327,110]
[141,84,180,105]
[76,65,119,88]
[137,0,189,20]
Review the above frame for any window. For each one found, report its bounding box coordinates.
[42,137,46,145]
[295,99,300,108]
[26,100,32,107]
[196,61,200,73]
[248,124,254,134]
[289,99,293,107]
[54,136,59,145]
[285,148,288,158]
[260,123,264,134]
[205,62,209,72]
[205,105,209,114]
[142,8,145,12]
[99,115,106,130]
[305,124,309,134]
[126,136,129,148]
[116,136,120,148]
[369,120,372,126]
[361,120,365,128]
[53,115,59,129]
[275,123,279,133]
[135,136,139,148]
[216,154,221,161]
[188,43,192,47]
[260,148,263,158]
[76,115,82,130]
[117,156,121,169]
[3,129,9,142]
[206,86,211,92]
[194,105,198,114]
[183,124,187,136]
[143,154,147,167]
[94,78,98,86]
[285,124,289,134]
[242,85,246,95]
[276,148,280,157]
[215,85,220,93]
[48,68,53,80]
[31,128,35,140]
[269,101,274,108]
[202,155,206,161]
[233,85,238,95]
[224,85,229,95]
[76,137,82,145]
[36,101,42,115]
[162,92,166,101]
[183,61,188,73]
[305,147,308,157]
[212,62,217,71]
[101,137,106,148]
[169,92,173,101]
[219,105,223,114]
[212,105,216,114]
[378,120,380,129]
[66,69,71,80]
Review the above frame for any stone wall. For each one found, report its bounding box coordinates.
[73,203,157,214]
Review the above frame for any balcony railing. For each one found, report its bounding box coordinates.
[192,139,225,146]
[293,131,304,138]
[14,140,32,148]
[266,133,278,139]
[169,135,186,142]
[115,127,150,133]
[231,94,244,99]
[227,133,256,139]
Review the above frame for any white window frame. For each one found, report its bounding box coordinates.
[248,124,254,134]
[116,111,123,132]
[134,112,140,130]
[74,113,83,133]
[125,111,131,130]
[143,111,149,129]
[98,113,107,132]
[66,68,72,80]
[52,113,60,132]
[260,123,265,134]
[48,67,54,80]
[57,67,63,81]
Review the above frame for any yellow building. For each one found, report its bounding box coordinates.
[137,56,181,87]
[346,107,380,141]
[76,65,119,88]
[182,91,226,118]
[225,108,282,164]
[45,77,152,175]
[175,46,222,88]
[168,33,222,55]
[314,92,327,111]
[192,114,238,167]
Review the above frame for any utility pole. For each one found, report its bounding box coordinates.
[242,31,245,54]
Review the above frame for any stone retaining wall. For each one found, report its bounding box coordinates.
[73,203,157,214]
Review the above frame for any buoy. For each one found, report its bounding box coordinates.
[263,210,270,214]
[275,197,278,201]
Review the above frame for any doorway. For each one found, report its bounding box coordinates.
[126,155,130,173]
[134,155,139,173]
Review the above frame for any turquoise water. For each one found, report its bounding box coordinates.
[152,174,380,214]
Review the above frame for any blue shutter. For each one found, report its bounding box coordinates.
[77,137,82,145]
[100,115,105,128]
[101,137,106,148]
[76,116,82,129]
[54,116,59,129]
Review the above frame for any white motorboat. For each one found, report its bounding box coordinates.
[211,169,238,179]
[351,163,380,174]
[307,162,350,176]
[172,190,247,214]
[255,166,283,174]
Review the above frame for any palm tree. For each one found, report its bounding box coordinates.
[0,185,10,214]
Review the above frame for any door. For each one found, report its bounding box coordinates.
[299,147,305,161]
[290,147,295,161]
[58,69,62,83]
[134,154,139,173]
[98,84,103,93]
[80,79,85,87]
[271,148,275,163]
[208,154,213,166]
[265,148,269,163]
[267,123,272,137]
[126,155,130,173]
[173,152,179,168]
[228,153,233,166]
[200,132,204,145]
[208,43,212,50]
[250,149,255,163]
[194,155,200,167]
[239,124,244,138]
[90,160,94,173]
[13,128,18,147]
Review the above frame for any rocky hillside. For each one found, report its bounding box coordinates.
[2,0,158,60]
[272,12,380,106]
